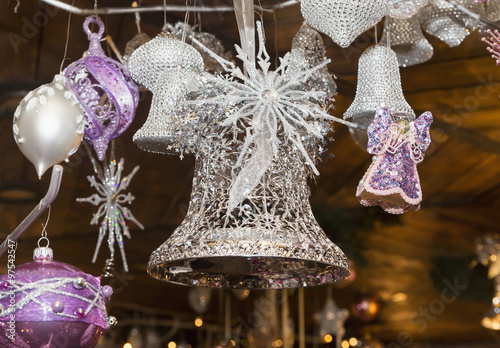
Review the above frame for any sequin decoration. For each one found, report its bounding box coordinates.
[419,0,485,47]
[300,0,388,48]
[146,22,351,290]
[128,31,204,155]
[344,44,415,130]
[77,157,143,272]
[64,15,139,161]
[381,16,434,67]
[386,0,428,19]
[357,105,433,214]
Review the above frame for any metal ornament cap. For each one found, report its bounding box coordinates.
[300,0,388,48]
[344,44,415,130]
[381,16,434,67]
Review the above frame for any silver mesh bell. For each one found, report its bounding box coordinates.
[300,0,388,48]
[127,32,204,155]
[419,0,485,47]
[381,16,434,67]
[147,118,350,289]
[344,44,415,130]
[386,0,428,19]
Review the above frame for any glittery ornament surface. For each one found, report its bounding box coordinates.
[386,0,428,19]
[381,16,434,67]
[147,22,351,289]
[301,0,388,48]
[0,250,109,347]
[77,157,143,272]
[128,31,204,155]
[419,0,485,47]
[166,22,233,73]
[344,44,415,130]
[356,106,433,214]
[64,15,139,161]
[289,22,337,98]
[186,21,353,211]
[480,0,500,36]
[148,118,350,289]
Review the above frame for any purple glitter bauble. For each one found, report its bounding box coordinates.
[64,15,139,161]
[0,281,9,291]
[0,250,109,348]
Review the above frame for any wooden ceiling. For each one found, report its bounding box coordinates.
[2,0,500,347]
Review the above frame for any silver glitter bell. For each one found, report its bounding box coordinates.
[344,44,415,130]
[300,0,388,48]
[386,0,428,19]
[147,119,350,289]
[381,16,434,67]
[166,22,233,74]
[480,0,500,37]
[289,22,337,98]
[127,31,204,155]
[419,0,485,47]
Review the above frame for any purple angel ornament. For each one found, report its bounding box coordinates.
[65,15,139,161]
[356,105,433,214]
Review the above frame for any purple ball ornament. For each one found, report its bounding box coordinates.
[0,244,116,347]
[65,15,139,161]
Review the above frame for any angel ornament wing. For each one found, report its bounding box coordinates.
[356,105,433,214]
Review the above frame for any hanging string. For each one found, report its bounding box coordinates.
[182,0,191,43]
[163,0,167,30]
[374,23,378,45]
[133,1,142,33]
[40,205,51,241]
[273,8,279,68]
[14,0,20,13]
[59,0,76,72]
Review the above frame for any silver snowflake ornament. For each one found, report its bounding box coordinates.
[77,157,143,272]
[189,21,357,211]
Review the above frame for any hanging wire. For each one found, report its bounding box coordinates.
[14,0,21,13]
[39,205,51,242]
[59,0,76,72]
[163,0,167,29]
[182,0,191,42]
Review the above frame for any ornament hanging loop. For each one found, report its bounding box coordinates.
[37,237,50,249]
[83,15,105,51]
